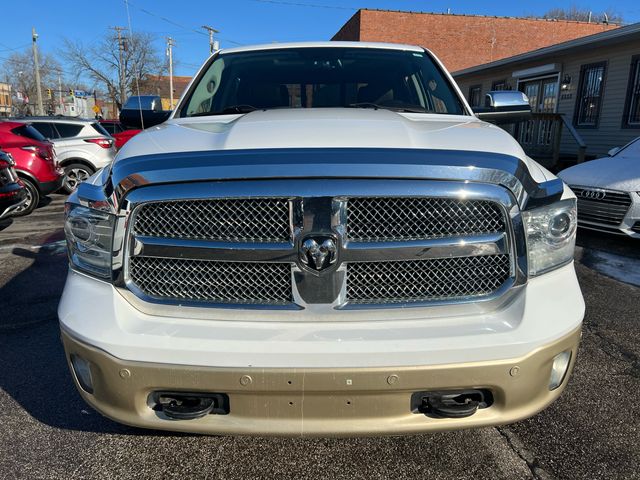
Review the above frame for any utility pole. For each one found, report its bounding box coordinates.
[58,71,63,115]
[31,27,44,116]
[111,26,127,108]
[166,37,175,109]
[201,25,220,54]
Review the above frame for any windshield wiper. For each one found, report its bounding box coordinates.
[346,102,429,114]
[190,105,258,117]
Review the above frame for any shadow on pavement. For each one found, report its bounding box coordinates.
[576,228,640,259]
[0,217,12,232]
[0,231,154,435]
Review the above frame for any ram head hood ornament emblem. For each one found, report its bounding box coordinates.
[300,237,337,271]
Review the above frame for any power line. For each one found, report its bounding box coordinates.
[124,0,244,46]
[0,43,31,53]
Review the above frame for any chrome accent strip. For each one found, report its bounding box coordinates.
[132,236,296,262]
[342,233,507,262]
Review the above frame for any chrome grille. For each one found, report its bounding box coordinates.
[133,198,291,242]
[347,197,505,241]
[346,255,511,304]
[129,257,292,304]
[571,186,632,227]
[123,181,517,309]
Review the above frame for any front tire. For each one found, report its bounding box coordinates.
[13,177,40,217]
[62,163,94,194]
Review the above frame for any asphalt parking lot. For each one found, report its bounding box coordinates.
[1,195,639,480]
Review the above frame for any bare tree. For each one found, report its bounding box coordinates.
[61,30,167,111]
[2,49,62,115]
[542,7,623,24]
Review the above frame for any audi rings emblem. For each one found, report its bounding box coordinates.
[580,189,606,200]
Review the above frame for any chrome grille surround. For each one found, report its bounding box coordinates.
[347,197,505,241]
[119,179,525,313]
[570,185,632,227]
[347,255,511,304]
[133,197,291,242]
[129,256,292,304]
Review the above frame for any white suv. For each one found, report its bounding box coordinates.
[27,117,116,193]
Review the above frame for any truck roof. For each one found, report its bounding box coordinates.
[219,41,425,56]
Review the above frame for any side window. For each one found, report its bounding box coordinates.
[100,123,116,134]
[574,62,607,127]
[91,122,111,136]
[623,55,640,128]
[53,123,84,138]
[468,85,482,107]
[491,80,509,91]
[31,122,59,139]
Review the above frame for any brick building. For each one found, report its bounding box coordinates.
[332,9,619,72]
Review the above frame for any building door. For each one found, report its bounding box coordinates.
[517,76,559,156]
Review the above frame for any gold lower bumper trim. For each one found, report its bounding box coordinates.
[61,326,581,437]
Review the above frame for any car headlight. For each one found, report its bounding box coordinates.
[522,198,577,276]
[64,203,115,278]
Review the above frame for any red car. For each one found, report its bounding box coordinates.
[0,121,63,215]
[99,120,141,149]
[0,151,26,219]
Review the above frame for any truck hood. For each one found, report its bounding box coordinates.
[559,155,640,192]
[116,108,529,163]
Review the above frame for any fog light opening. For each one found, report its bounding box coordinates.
[70,354,94,394]
[549,350,572,391]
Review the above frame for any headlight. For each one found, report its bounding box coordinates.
[64,203,115,278]
[522,198,577,276]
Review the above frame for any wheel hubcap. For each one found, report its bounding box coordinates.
[64,168,90,191]
[15,187,33,213]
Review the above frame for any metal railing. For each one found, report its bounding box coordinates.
[515,113,586,166]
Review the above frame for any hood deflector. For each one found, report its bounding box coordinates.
[80,148,563,212]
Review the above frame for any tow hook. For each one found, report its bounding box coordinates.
[411,389,493,419]
[149,392,230,420]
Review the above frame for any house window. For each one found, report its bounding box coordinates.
[574,62,607,127]
[491,80,509,91]
[623,55,640,127]
[468,85,482,107]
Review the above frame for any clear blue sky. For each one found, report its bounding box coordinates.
[1,0,638,81]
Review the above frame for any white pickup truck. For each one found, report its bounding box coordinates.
[59,42,584,436]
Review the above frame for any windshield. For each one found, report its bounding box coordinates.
[180,47,466,117]
[613,137,640,158]
[11,124,47,142]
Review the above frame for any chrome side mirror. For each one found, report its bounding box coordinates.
[607,146,620,157]
[473,91,532,124]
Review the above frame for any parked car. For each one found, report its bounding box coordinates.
[0,151,26,219]
[0,121,62,215]
[99,119,141,149]
[559,137,640,238]
[60,42,583,436]
[119,95,170,129]
[23,117,115,193]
